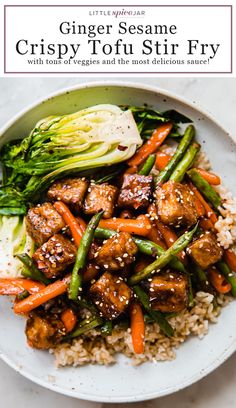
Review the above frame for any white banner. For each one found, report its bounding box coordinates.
[4,5,232,74]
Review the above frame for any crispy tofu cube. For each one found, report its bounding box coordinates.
[84,183,118,219]
[117,174,153,209]
[150,271,188,313]
[26,202,65,246]
[33,234,76,279]
[89,272,132,320]
[96,232,138,270]
[25,311,66,349]
[47,178,88,212]
[187,231,223,270]
[155,181,198,227]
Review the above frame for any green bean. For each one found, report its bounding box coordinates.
[217,261,236,297]
[169,142,200,182]
[134,237,186,273]
[144,312,177,324]
[138,154,156,176]
[187,168,222,209]
[155,125,195,185]
[186,270,194,307]
[101,320,113,335]
[69,316,103,339]
[133,285,174,337]
[16,253,50,285]
[95,227,117,240]
[69,211,104,300]
[94,227,186,273]
[129,223,198,285]
[193,264,212,293]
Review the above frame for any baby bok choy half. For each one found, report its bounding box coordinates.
[0,215,35,277]
[0,104,142,214]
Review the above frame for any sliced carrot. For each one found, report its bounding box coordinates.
[155,151,171,170]
[195,168,221,186]
[189,182,218,224]
[134,258,152,274]
[99,217,152,237]
[0,278,45,296]
[194,196,205,217]
[155,219,186,263]
[130,301,145,354]
[76,216,87,232]
[14,274,71,314]
[199,218,215,231]
[124,166,138,175]
[208,267,232,294]
[147,224,167,249]
[54,201,85,246]
[128,123,173,167]
[224,249,236,273]
[155,219,177,246]
[83,263,100,282]
[61,308,77,333]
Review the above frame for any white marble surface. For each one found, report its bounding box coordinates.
[0,77,236,408]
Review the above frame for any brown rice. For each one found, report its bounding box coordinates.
[52,292,232,367]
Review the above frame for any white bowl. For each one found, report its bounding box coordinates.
[0,82,236,403]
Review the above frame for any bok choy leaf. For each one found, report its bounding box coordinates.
[1,104,142,212]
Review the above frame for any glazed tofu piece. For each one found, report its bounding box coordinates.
[26,202,65,246]
[84,183,118,219]
[47,177,88,212]
[155,181,198,227]
[149,271,188,313]
[117,174,153,210]
[187,231,223,270]
[89,272,132,320]
[25,311,66,349]
[33,234,76,279]
[96,232,138,270]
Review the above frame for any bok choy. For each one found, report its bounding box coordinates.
[0,104,142,214]
[0,216,35,277]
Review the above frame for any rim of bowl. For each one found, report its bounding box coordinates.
[0,80,235,403]
[0,80,233,142]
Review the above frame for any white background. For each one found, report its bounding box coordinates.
[0,76,236,407]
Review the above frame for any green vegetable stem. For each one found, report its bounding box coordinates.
[217,261,236,297]
[69,316,103,339]
[187,168,222,209]
[155,125,195,185]
[16,253,50,285]
[138,154,156,176]
[128,223,198,285]
[133,285,174,337]
[69,211,104,300]
[169,142,200,183]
